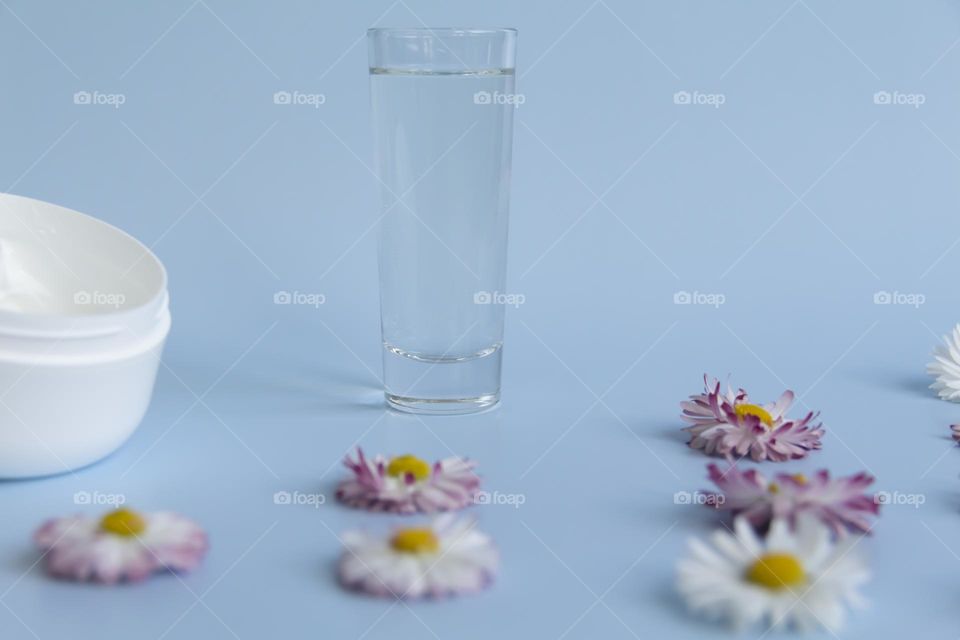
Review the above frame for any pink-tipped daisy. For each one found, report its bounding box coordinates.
[338,515,498,598]
[677,515,869,632]
[336,448,480,514]
[704,464,879,536]
[681,375,824,462]
[34,508,208,584]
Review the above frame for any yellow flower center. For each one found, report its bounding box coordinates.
[99,508,146,537]
[745,553,806,591]
[386,455,431,481]
[735,403,775,428]
[390,527,440,554]
[769,475,806,494]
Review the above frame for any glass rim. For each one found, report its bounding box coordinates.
[367,27,517,37]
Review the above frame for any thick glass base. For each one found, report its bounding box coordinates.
[382,343,502,415]
[385,392,500,415]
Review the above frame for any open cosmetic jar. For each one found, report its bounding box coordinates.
[0,193,170,478]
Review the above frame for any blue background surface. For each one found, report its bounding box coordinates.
[1,1,960,638]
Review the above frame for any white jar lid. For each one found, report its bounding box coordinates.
[0,193,168,341]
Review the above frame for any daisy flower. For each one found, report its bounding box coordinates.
[681,375,824,462]
[338,515,497,598]
[34,508,208,584]
[927,324,960,401]
[704,463,879,536]
[336,448,480,514]
[677,515,870,632]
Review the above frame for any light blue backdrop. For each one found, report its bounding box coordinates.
[1,1,959,638]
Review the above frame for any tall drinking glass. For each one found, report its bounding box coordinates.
[368,28,517,414]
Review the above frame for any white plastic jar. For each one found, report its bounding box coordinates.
[0,193,170,478]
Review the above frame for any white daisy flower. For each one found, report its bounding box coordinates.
[928,324,960,401]
[338,515,497,598]
[34,508,208,584]
[677,515,869,632]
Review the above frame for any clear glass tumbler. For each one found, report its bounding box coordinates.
[368,28,517,414]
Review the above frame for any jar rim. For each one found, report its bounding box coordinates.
[0,192,168,339]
